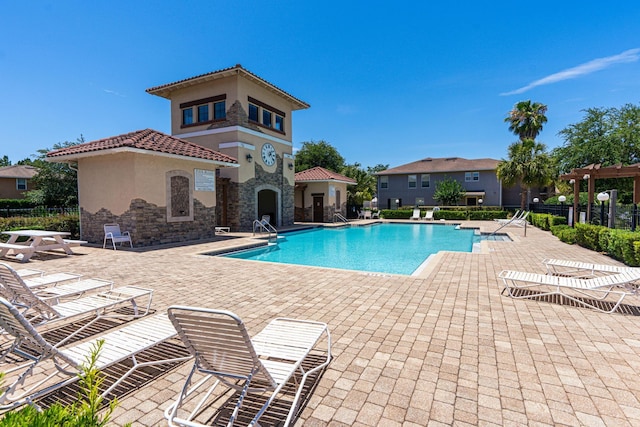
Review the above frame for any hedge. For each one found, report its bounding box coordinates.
[0,214,80,239]
[570,223,640,266]
[379,209,508,220]
[530,213,567,231]
[0,199,35,209]
[550,225,577,244]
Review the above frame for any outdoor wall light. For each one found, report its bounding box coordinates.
[597,192,610,202]
[533,198,539,203]
[288,163,294,170]
[569,179,575,184]
[246,154,253,162]
[558,195,567,203]
[478,199,483,204]
[583,174,590,180]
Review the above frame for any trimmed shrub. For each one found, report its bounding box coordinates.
[0,214,80,239]
[0,199,35,209]
[574,223,607,252]
[550,225,577,244]
[468,210,508,220]
[379,209,414,219]
[434,210,467,220]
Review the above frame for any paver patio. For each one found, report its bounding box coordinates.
[2,220,640,426]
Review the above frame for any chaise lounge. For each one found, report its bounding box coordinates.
[0,298,189,411]
[499,268,640,313]
[164,306,331,427]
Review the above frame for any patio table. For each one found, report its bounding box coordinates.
[0,230,75,262]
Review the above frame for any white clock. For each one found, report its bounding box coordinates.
[261,143,276,166]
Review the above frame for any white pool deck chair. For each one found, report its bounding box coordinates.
[0,298,189,411]
[0,265,152,339]
[499,269,640,313]
[0,263,113,305]
[410,209,421,220]
[542,258,635,278]
[103,223,133,250]
[165,306,331,427]
[494,210,523,224]
[423,210,434,221]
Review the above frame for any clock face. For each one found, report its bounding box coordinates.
[261,143,276,166]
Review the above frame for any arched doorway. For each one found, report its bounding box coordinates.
[257,189,278,226]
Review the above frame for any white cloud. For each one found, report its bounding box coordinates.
[500,48,640,96]
[103,89,126,97]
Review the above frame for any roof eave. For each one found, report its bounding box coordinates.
[146,67,310,111]
[46,147,239,168]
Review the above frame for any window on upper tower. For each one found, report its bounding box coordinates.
[214,101,226,120]
[262,110,272,128]
[179,94,226,127]
[182,108,193,125]
[248,104,259,122]
[275,114,284,132]
[197,105,209,123]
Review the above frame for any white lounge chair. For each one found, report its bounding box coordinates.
[0,264,152,340]
[165,306,331,427]
[0,298,189,411]
[410,209,421,220]
[371,210,380,219]
[0,263,113,305]
[364,210,372,219]
[499,269,640,313]
[423,210,434,221]
[103,223,133,250]
[542,258,634,278]
[494,210,523,224]
[495,211,530,227]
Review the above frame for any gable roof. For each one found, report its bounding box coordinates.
[295,166,357,184]
[146,64,310,110]
[46,129,238,166]
[0,165,38,179]
[377,157,500,175]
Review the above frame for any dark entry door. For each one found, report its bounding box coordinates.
[313,196,324,222]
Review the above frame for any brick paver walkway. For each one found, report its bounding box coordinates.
[3,221,640,426]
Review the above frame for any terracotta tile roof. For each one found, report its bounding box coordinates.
[377,157,500,175]
[146,64,310,110]
[0,165,38,179]
[295,166,357,184]
[46,129,238,164]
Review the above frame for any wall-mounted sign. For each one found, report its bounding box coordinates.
[194,169,215,192]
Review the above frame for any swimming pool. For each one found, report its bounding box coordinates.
[223,223,489,275]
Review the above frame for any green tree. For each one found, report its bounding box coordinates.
[433,176,465,206]
[341,163,377,207]
[552,104,640,174]
[551,104,640,202]
[26,136,84,207]
[505,100,548,141]
[294,140,345,172]
[497,139,553,209]
[0,155,10,167]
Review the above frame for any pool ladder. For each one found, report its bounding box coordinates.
[253,219,278,242]
[333,213,348,224]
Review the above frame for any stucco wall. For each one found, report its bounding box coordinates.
[294,181,349,222]
[78,152,220,247]
[78,152,216,214]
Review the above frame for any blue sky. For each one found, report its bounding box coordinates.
[1,1,639,169]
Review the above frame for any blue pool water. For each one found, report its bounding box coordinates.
[224,223,482,275]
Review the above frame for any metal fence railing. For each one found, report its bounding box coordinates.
[530,203,640,231]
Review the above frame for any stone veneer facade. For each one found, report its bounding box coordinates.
[81,198,216,247]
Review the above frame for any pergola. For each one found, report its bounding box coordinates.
[559,163,640,223]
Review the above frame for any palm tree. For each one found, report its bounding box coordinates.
[505,100,548,141]
[497,139,553,209]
